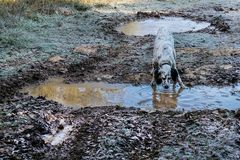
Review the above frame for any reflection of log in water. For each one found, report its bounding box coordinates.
[152,87,184,110]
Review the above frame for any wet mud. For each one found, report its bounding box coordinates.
[0,94,73,159]
[1,0,240,159]
[48,107,240,160]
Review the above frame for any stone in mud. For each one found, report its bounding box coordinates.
[48,56,64,63]
[96,77,102,81]
[73,45,98,55]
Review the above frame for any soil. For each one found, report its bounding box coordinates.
[1,0,240,159]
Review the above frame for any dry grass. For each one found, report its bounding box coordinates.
[0,0,91,49]
[0,0,90,27]
[0,0,90,17]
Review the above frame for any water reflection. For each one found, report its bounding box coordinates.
[117,17,211,36]
[22,78,240,111]
[152,87,184,109]
[22,78,124,107]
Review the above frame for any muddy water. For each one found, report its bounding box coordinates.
[22,78,240,111]
[117,17,211,36]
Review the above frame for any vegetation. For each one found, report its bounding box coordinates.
[94,3,109,8]
[74,2,90,11]
[0,0,91,19]
[0,0,91,47]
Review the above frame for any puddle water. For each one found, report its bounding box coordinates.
[117,17,211,36]
[22,78,240,111]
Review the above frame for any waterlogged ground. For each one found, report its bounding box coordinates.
[117,17,211,36]
[22,78,240,111]
[1,0,240,159]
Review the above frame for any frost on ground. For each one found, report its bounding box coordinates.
[49,107,240,159]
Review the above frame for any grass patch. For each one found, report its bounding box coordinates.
[0,29,28,48]
[0,0,91,18]
[0,0,91,31]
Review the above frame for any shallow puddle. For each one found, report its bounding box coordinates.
[117,17,211,36]
[22,78,240,111]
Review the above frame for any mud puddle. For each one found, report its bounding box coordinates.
[21,78,240,111]
[117,17,211,36]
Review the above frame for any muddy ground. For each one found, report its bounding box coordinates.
[1,0,240,159]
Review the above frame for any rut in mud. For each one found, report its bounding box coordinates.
[22,77,240,111]
[49,106,240,160]
[117,17,211,36]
